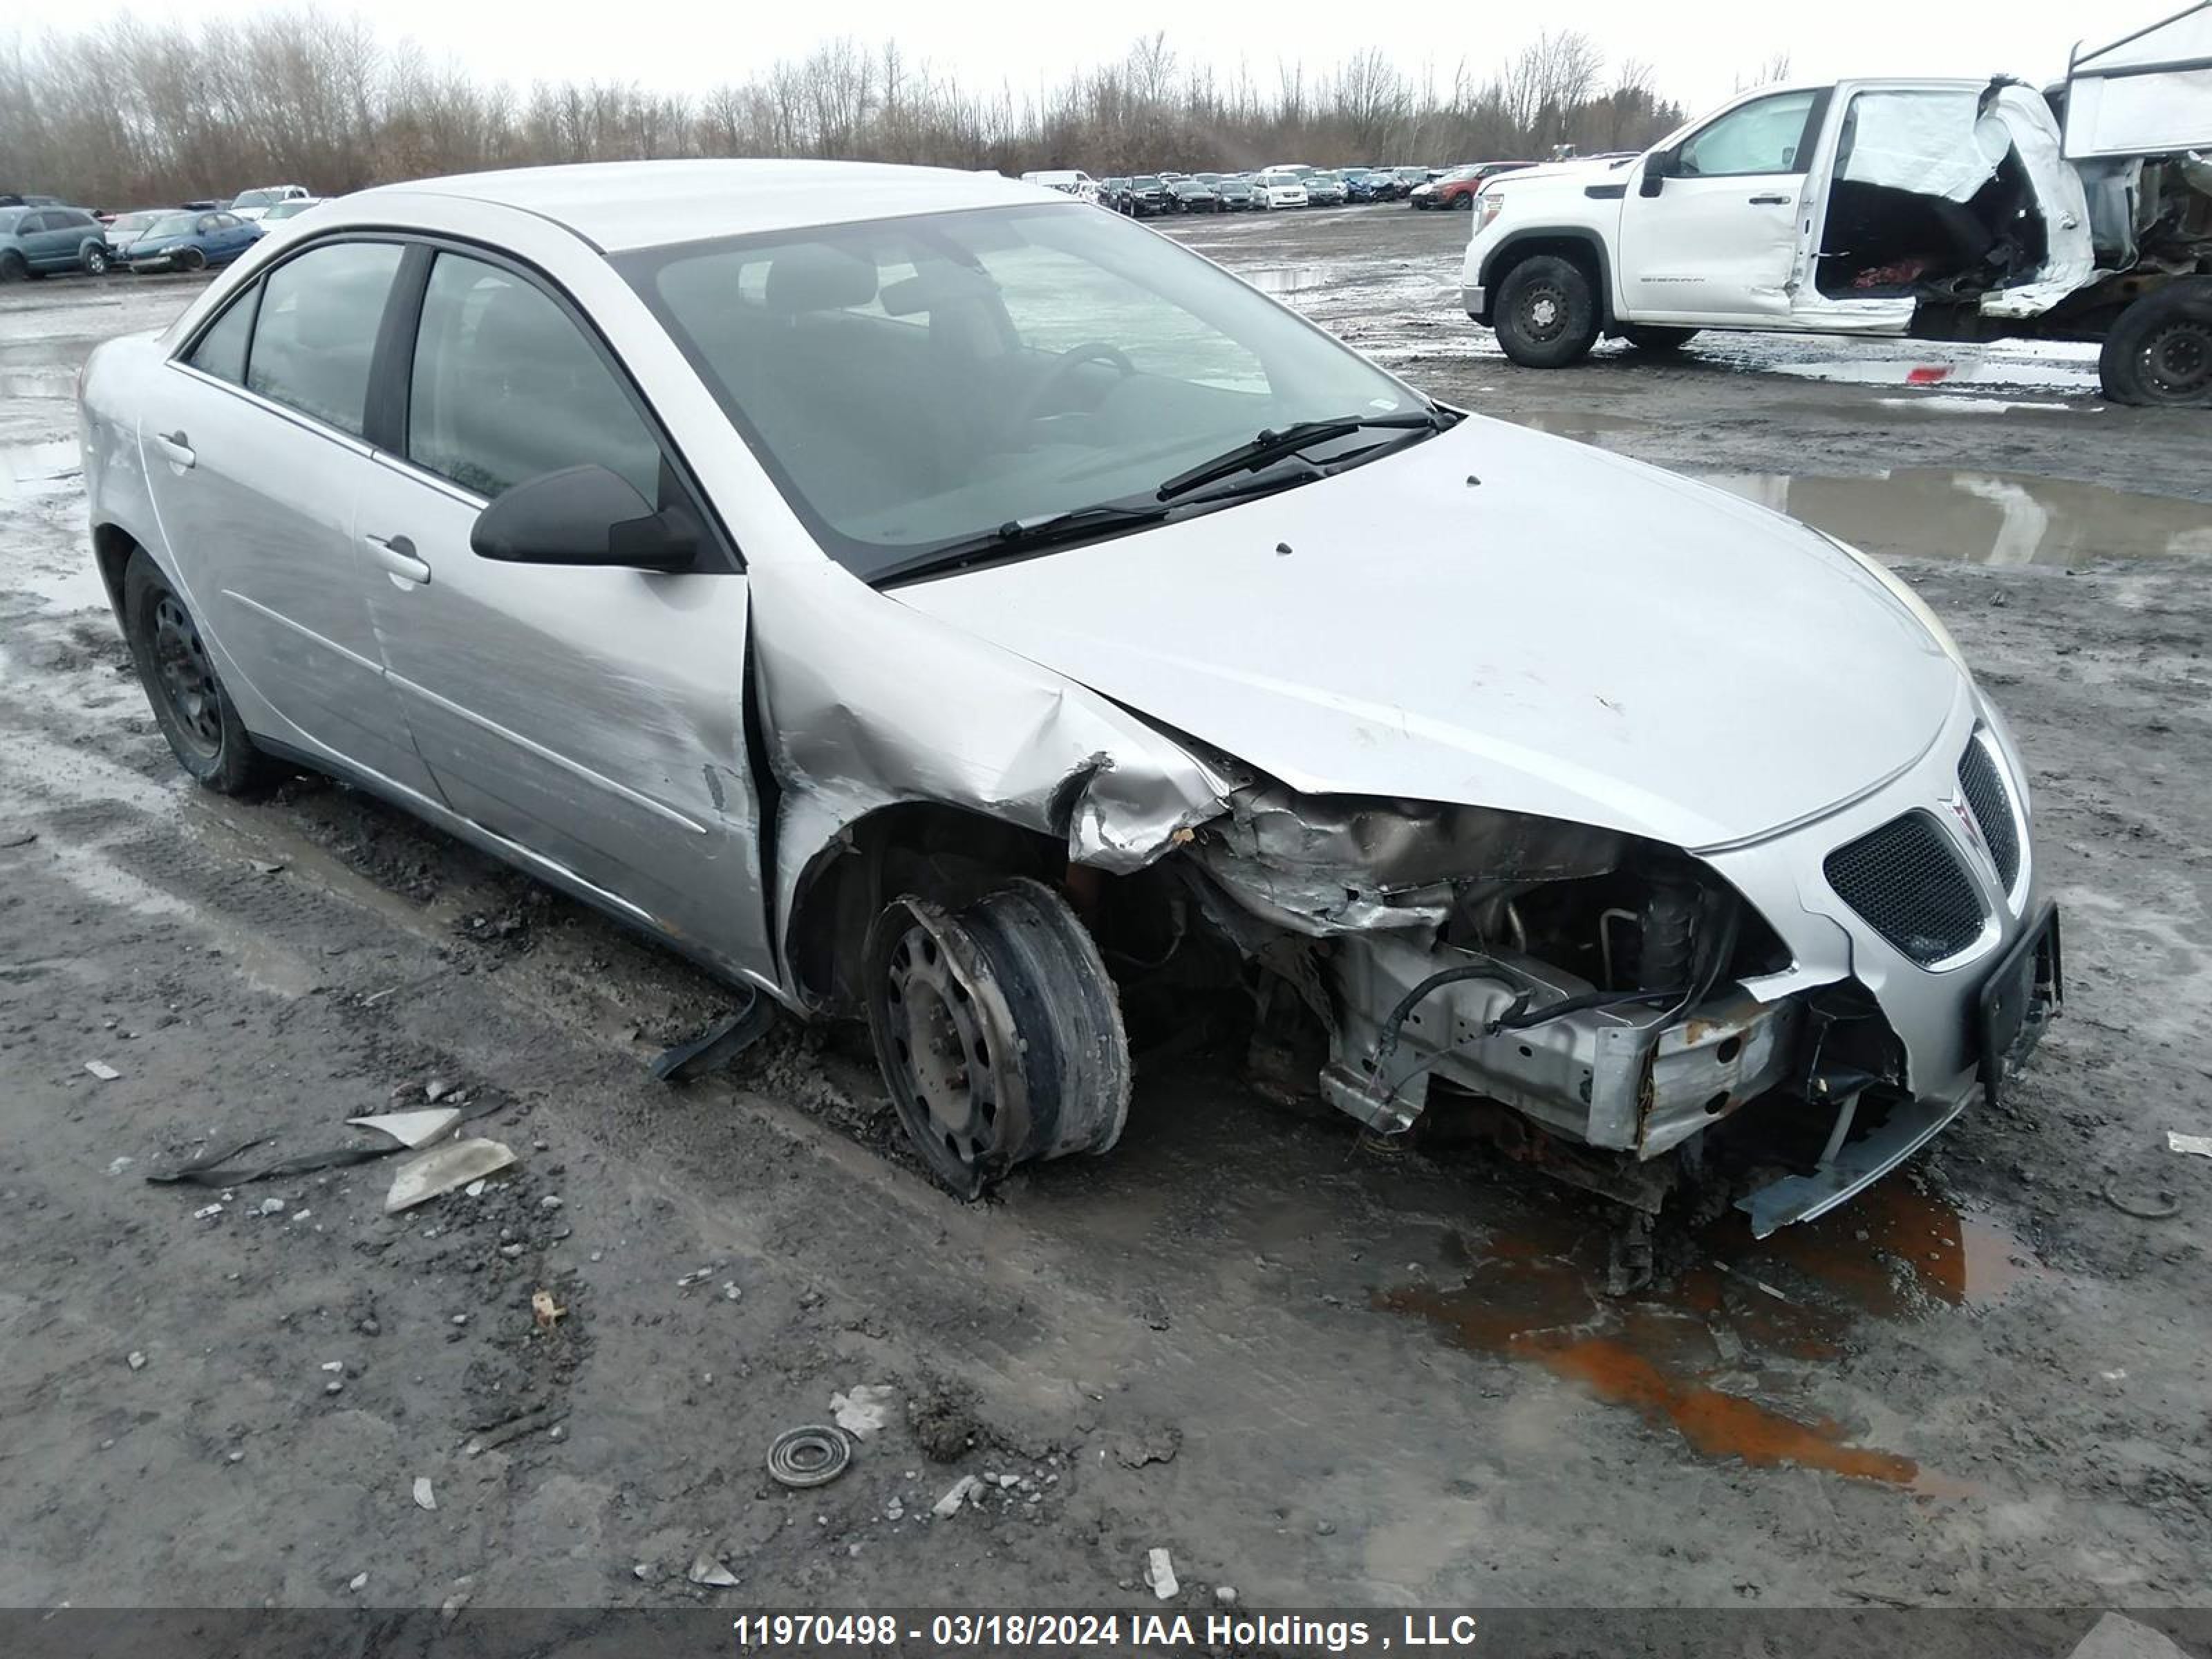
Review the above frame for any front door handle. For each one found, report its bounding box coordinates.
[152,429,195,469]
[1747,193,1792,205]
[365,532,431,588]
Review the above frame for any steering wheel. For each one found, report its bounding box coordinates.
[1005,341,1136,435]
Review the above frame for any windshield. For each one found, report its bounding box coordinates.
[112,212,160,231]
[619,203,1425,581]
[147,214,196,238]
[1132,176,1161,189]
[264,200,310,218]
[232,189,281,209]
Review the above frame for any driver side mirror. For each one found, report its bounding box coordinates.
[1639,148,1678,196]
[471,464,697,573]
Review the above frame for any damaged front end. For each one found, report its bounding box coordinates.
[1176,774,1899,1226]
[1186,778,1798,1150]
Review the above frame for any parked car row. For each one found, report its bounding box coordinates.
[1089,162,1536,216]
[0,185,322,281]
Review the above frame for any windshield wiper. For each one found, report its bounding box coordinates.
[1155,409,1448,501]
[870,500,1171,585]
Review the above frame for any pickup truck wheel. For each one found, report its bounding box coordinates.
[1494,254,1600,368]
[1622,324,1698,352]
[2100,283,2212,407]
[865,879,1130,1198]
[121,551,274,794]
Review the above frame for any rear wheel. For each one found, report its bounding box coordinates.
[2099,281,2212,408]
[865,878,1130,1198]
[1493,253,1600,369]
[1621,324,1698,352]
[0,251,25,283]
[121,551,274,794]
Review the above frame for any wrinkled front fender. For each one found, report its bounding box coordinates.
[749,559,1228,983]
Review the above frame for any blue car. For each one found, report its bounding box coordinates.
[126,209,260,274]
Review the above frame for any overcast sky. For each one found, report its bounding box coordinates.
[5,0,2141,113]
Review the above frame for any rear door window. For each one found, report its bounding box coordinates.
[245,241,404,436]
[405,251,664,502]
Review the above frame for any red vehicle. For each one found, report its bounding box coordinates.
[1414,161,1537,209]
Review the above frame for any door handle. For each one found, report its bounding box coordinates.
[152,429,195,469]
[365,532,431,588]
[1747,194,1792,205]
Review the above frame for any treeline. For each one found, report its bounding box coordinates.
[0,12,1725,209]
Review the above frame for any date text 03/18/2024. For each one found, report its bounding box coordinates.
[731,1613,1484,1651]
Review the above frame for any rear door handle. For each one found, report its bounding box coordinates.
[152,429,195,469]
[365,532,431,588]
[1748,193,1792,205]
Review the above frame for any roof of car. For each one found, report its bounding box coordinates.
[353,160,1055,252]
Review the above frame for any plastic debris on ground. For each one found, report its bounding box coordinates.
[84,1060,120,1081]
[1145,1546,1180,1600]
[413,1477,436,1511]
[2167,1131,2212,1159]
[348,1108,462,1150]
[384,1138,516,1214]
[831,1383,898,1441]
[686,1553,738,1588]
[532,1288,565,1330]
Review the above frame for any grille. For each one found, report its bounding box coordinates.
[1956,738,2021,890]
[1824,813,1987,966]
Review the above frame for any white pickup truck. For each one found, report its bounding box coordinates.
[1459,1,2212,404]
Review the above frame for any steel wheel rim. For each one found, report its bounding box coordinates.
[151,593,222,756]
[881,920,1007,1180]
[1522,286,1566,341]
[2142,321,2212,402]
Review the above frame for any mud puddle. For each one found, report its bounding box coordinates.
[1,438,83,503]
[1703,467,2212,564]
[1382,1181,2039,1490]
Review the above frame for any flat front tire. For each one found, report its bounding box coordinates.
[121,550,273,794]
[865,879,1130,1198]
[1493,254,1600,369]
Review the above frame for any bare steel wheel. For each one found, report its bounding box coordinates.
[865,879,1131,1197]
[1492,253,1599,369]
[2099,281,2212,408]
[121,550,273,794]
[178,245,208,272]
[151,592,223,757]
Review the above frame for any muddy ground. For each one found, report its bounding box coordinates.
[3,205,2211,1633]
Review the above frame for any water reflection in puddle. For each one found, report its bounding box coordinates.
[0,438,82,504]
[1381,1181,2036,1490]
[1703,468,2212,565]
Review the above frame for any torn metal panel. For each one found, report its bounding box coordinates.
[746,559,1226,982]
[1977,86,2097,317]
[1189,782,1624,937]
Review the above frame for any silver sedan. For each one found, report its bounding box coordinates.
[77,161,2059,1228]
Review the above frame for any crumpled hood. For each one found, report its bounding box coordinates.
[891,417,1962,851]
